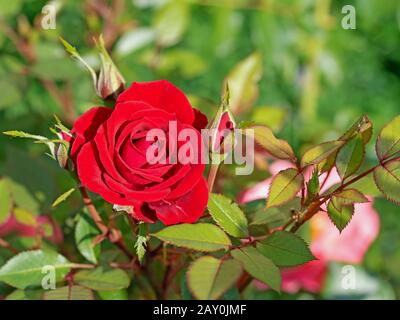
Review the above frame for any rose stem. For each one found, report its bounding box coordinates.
[207,163,220,192]
[290,154,400,233]
[78,186,134,260]
[78,186,108,235]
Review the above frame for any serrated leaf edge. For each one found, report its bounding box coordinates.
[266,168,303,208]
[373,162,400,205]
[257,231,316,267]
[208,194,248,238]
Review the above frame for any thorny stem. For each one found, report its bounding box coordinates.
[338,154,399,190]
[290,154,400,233]
[79,186,108,235]
[290,200,322,233]
[78,186,134,260]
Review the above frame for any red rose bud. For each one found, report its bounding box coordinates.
[95,35,125,101]
[212,111,235,151]
[60,36,125,102]
[208,84,236,161]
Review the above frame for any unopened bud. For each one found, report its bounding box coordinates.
[95,35,125,101]
[208,84,236,162]
[60,36,126,103]
[54,131,72,169]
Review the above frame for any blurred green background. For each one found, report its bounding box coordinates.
[0,0,399,299]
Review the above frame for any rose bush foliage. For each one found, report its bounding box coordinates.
[1,38,399,300]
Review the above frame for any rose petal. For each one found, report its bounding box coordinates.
[131,202,157,223]
[117,80,195,125]
[70,106,112,162]
[281,260,327,294]
[192,108,208,130]
[153,177,208,225]
[77,142,132,205]
[102,172,170,202]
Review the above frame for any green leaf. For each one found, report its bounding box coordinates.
[114,214,136,254]
[327,198,355,232]
[7,179,40,215]
[6,288,43,300]
[74,268,131,291]
[153,0,189,47]
[248,125,296,161]
[0,250,71,289]
[251,106,287,132]
[334,189,369,204]
[376,115,400,161]
[0,178,12,224]
[373,159,400,204]
[305,169,320,205]
[43,285,94,300]
[75,210,101,264]
[152,223,231,252]
[52,188,75,208]
[318,151,337,173]
[224,52,262,114]
[350,172,382,197]
[256,231,315,267]
[231,247,281,292]
[14,207,37,226]
[336,135,365,179]
[208,194,248,238]
[59,37,79,57]
[340,115,373,144]
[266,168,303,208]
[187,256,242,300]
[3,130,47,140]
[301,141,345,167]
[98,289,128,300]
[251,198,300,228]
[5,290,27,300]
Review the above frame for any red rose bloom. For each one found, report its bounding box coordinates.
[70,80,209,225]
